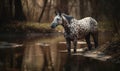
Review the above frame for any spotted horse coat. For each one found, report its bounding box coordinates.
[51,12,98,54]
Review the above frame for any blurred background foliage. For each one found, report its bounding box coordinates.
[0,0,120,37]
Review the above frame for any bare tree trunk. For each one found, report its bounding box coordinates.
[47,0,52,22]
[38,0,48,22]
[90,0,99,19]
[25,0,30,20]
[60,0,68,14]
[14,0,26,21]
[0,0,5,22]
[79,0,84,18]
[112,18,120,36]
[9,0,15,20]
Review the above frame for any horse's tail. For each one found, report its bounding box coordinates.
[90,17,98,26]
[90,17,98,32]
[90,17,99,48]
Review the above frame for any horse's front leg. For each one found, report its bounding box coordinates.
[66,39,71,54]
[73,38,77,53]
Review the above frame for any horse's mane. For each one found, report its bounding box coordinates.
[62,13,74,24]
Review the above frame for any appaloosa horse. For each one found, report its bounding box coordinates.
[51,11,98,53]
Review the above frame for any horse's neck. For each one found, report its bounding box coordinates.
[61,20,70,34]
[64,26,70,34]
[62,18,78,34]
[61,15,77,34]
[62,23,68,30]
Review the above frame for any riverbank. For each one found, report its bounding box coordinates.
[0,22,63,33]
[79,40,120,64]
[76,34,120,64]
[58,40,120,64]
[97,40,120,64]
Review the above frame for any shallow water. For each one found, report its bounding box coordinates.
[0,32,119,71]
[58,53,120,71]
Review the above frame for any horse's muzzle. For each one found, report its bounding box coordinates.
[50,23,57,29]
[51,25,55,29]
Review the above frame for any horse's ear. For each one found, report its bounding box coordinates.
[58,11,61,16]
[55,11,58,15]
[55,10,61,16]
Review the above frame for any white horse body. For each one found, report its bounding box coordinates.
[51,12,98,53]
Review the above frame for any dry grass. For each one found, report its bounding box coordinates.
[0,22,63,33]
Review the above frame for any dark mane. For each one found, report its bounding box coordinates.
[63,13,73,24]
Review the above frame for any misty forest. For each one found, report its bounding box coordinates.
[0,0,120,71]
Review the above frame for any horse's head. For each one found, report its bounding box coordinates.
[51,11,74,29]
[50,11,63,29]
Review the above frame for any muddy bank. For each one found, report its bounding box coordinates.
[98,40,120,64]
[58,40,120,64]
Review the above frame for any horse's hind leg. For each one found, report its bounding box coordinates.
[91,31,98,48]
[85,33,92,50]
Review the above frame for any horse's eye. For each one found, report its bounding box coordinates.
[57,18,60,21]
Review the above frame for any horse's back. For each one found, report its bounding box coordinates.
[78,17,98,30]
[79,17,97,25]
[75,17,98,36]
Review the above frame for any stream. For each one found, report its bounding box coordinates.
[0,32,120,71]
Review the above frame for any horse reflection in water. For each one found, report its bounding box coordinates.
[51,11,98,54]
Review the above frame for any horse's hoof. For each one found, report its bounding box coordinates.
[88,48,92,51]
[95,46,98,48]
[74,50,77,53]
[67,52,71,55]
